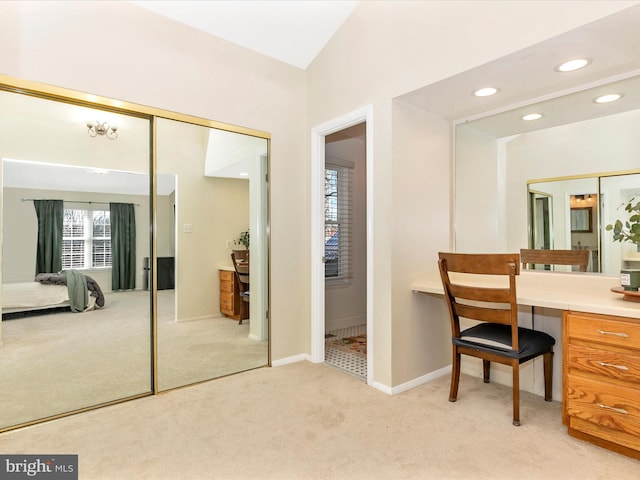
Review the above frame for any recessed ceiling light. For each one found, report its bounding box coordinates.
[473,87,499,97]
[239,172,249,177]
[522,113,542,121]
[555,58,591,72]
[594,93,622,104]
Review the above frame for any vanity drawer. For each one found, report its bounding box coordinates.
[219,270,235,282]
[566,375,640,450]
[220,292,234,312]
[566,312,640,349]
[220,279,234,293]
[566,344,640,384]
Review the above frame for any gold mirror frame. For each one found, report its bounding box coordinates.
[0,73,271,433]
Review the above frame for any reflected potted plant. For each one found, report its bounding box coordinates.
[234,229,249,250]
[232,229,250,263]
[605,198,640,291]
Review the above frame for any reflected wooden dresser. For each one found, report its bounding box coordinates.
[219,269,240,321]
[563,311,640,460]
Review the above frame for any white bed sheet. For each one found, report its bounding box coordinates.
[3,282,69,309]
[2,282,98,313]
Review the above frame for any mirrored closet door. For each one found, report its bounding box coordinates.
[0,76,270,432]
[155,118,269,391]
[0,89,153,429]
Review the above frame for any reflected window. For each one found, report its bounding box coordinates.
[62,209,111,269]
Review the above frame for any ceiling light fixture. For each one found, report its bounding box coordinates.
[555,58,591,73]
[239,172,249,177]
[86,120,118,139]
[473,87,499,97]
[522,113,542,121]
[594,93,622,104]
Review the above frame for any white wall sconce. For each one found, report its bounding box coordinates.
[86,120,118,139]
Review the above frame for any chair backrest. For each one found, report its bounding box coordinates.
[520,248,589,272]
[231,252,249,288]
[438,252,520,350]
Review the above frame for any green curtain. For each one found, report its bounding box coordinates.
[110,202,136,290]
[33,199,63,274]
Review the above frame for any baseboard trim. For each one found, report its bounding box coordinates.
[391,365,451,395]
[271,353,311,367]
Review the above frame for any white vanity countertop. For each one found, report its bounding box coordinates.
[412,270,640,319]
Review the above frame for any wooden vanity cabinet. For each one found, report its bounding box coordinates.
[563,311,640,460]
[219,269,240,320]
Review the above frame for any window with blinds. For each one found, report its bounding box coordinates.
[62,209,111,269]
[325,163,353,281]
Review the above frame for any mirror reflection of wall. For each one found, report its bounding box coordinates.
[0,89,152,430]
[455,74,640,275]
[155,118,269,392]
[0,80,270,433]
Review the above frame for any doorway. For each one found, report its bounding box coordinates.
[323,124,367,378]
[310,106,373,385]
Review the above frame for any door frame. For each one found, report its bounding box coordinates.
[310,105,374,385]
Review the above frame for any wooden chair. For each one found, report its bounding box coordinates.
[520,248,589,272]
[231,252,249,324]
[438,252,555,426]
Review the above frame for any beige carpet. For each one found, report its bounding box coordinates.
[0,289,267,429]
[0,362,638,479]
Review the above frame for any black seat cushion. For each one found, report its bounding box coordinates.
[453,323,555,361]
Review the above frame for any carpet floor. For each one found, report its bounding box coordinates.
[1,361,638,479]
[0,289,268,430]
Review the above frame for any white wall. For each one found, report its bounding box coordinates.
[2,187,150,291]
[156,118,250,321]
[0,1,305,360]
[307,1,635,388]
[324,132,367,331]
[1,0,636,381]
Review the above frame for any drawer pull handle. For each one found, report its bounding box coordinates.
[596,329,629,338]
[597,403,628,415]
[596,361,629,371]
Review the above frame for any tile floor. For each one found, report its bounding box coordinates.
[325,324,367,379]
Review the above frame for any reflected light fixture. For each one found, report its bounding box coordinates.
[522,113,542,121]
[474,87,499,97]
[239,172,249,177]
[86,120,118,139]
[594,93,622,104]
[555,58,591,72]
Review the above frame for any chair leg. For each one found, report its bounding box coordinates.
[544,351,554,402]
[449,347,461,402]
[512,360,520,426]
[482,360,490,383]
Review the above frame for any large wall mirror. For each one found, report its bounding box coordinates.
[0,76,270,432]
[455,73,640,275]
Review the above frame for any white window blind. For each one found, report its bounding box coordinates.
[62,209,111,269]
[325,162,353,281]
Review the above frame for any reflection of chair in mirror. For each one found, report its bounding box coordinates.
[520,248,589,272]
[438,252,556,426]
[231,252,249,324]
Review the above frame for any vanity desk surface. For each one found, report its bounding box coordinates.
[413,269,640,460]
[412,270,640,319]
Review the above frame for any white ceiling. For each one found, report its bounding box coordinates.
[128,0,360,69]
[128,1,640,137]
[397,5,640,136]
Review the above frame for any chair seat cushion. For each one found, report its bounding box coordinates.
[454,323,555,360]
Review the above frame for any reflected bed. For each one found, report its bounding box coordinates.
[2,280,101,319]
